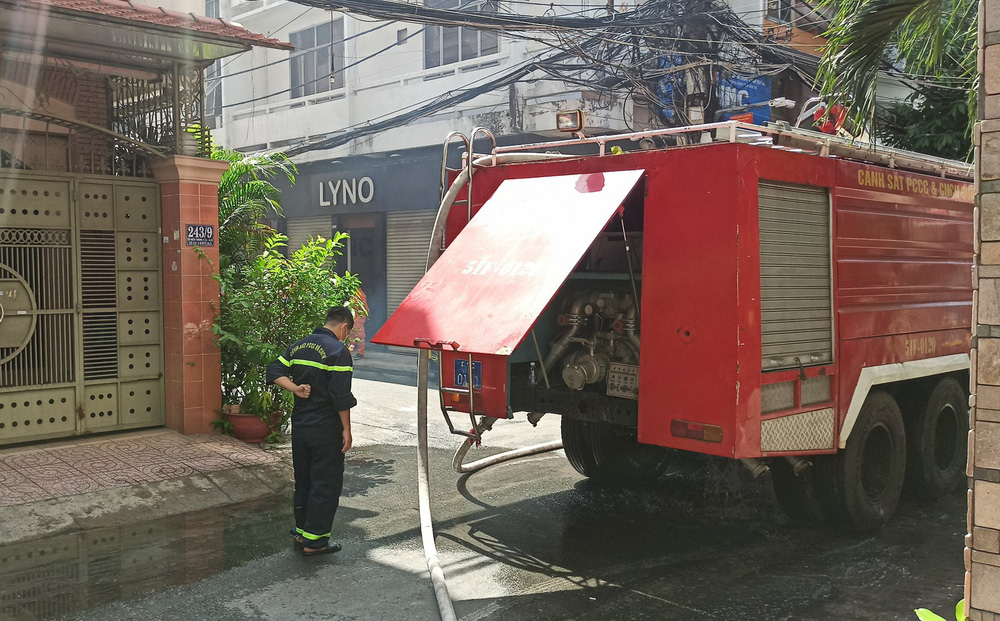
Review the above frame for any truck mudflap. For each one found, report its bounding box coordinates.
[372,169,645,419]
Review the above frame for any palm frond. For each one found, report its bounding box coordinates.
[819,0,934,125]
[210,146,298,263]
[818,0,975,136]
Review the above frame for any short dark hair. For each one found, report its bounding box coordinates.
[326,306,354,329]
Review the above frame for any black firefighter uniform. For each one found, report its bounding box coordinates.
[266,326,357,548]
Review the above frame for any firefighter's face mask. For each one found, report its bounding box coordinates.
[336,323,351,342]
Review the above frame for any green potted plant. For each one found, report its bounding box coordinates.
[211,146,296,273]
[213,233,364,442]
[915,600,966,621]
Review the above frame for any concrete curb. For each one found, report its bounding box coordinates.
[0,459,294,547]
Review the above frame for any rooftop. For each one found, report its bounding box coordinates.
[1,0,292,72]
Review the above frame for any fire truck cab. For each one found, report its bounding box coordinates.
[373,122,974,532]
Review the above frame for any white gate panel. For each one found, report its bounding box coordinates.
[0,172,164,445]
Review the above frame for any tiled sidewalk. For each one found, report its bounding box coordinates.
[0,430,281,508]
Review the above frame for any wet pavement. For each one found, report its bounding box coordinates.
[0,439,966,621]
[0,430,281,508]
[0,429,288,549]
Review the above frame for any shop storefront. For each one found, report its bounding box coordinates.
[280,148,441,347]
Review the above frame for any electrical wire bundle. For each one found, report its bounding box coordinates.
[282,0,828,156]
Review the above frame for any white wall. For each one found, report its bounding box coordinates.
[214,0,645,161]
[728,0,764,28]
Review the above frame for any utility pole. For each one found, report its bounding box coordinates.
[683,0,713,125]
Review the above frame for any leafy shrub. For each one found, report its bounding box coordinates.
[915,599,966,621]
[212,147,296,271]
[213,234,363,428]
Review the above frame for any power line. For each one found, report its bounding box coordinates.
[283,44,583,155]
[216,6,315,74]
[220,19,398,80]
[229,0,914,156]
[215,0,806,84]
[287,0,696,31]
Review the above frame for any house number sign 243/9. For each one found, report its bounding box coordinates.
[185,224,215,247]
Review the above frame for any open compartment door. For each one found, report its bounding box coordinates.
[372,169,644,421]
[374,169,645,355]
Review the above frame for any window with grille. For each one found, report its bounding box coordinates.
[767,0,794,22]
[290,20,346,99]
[205,62,222,125]
[424,0,499,69]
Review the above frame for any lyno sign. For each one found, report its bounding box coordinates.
[319,177,374,207]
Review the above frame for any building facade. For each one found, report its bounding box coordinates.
[0,0,287,444]
[279,147,442,335]
[214,0,641,342]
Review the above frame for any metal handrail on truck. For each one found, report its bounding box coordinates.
[486,119,972,180]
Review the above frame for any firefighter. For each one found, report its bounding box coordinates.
[266,306,357,556]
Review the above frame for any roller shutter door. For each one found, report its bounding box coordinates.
[386,210,436,315]
[285,215,332,255]
[758,181,832,371]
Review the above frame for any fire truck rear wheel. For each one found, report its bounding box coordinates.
[906,377,968,500]
[830,391,907,532]
[560,416,671,481]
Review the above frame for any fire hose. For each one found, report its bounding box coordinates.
[416,152,569,621]
[452,419,563,474]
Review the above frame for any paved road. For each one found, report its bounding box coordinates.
[0,379,966,620]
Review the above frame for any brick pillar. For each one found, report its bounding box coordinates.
[972,0,1000,616]
[152,156,229,435]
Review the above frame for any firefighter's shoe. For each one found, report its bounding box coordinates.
[301,541,342,556]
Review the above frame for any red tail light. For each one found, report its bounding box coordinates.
[671,419,723,443]
[442,388,469,408]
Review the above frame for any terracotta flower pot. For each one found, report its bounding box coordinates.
[227,412,272,444]
[228,409,286,443]
[269,410,287,432]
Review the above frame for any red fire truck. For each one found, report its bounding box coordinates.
[373,121,974,532]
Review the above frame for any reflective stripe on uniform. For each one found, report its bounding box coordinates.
[277,356,291,367]
[297,527,332,540]
[289,359,353,372]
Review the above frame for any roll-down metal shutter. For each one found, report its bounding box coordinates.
[285,215,332,255]
[758,181,832,371]
[386,210,437,315]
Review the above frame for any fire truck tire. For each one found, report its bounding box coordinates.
[560,416,670,481]
[770,459,826,523]
[906,377,968,500]
[561,416,600,476]
[830,391,907,532]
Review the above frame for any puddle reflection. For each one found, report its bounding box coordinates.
[0,494,289,620]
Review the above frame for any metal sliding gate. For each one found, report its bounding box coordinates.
[0,172,164,445]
